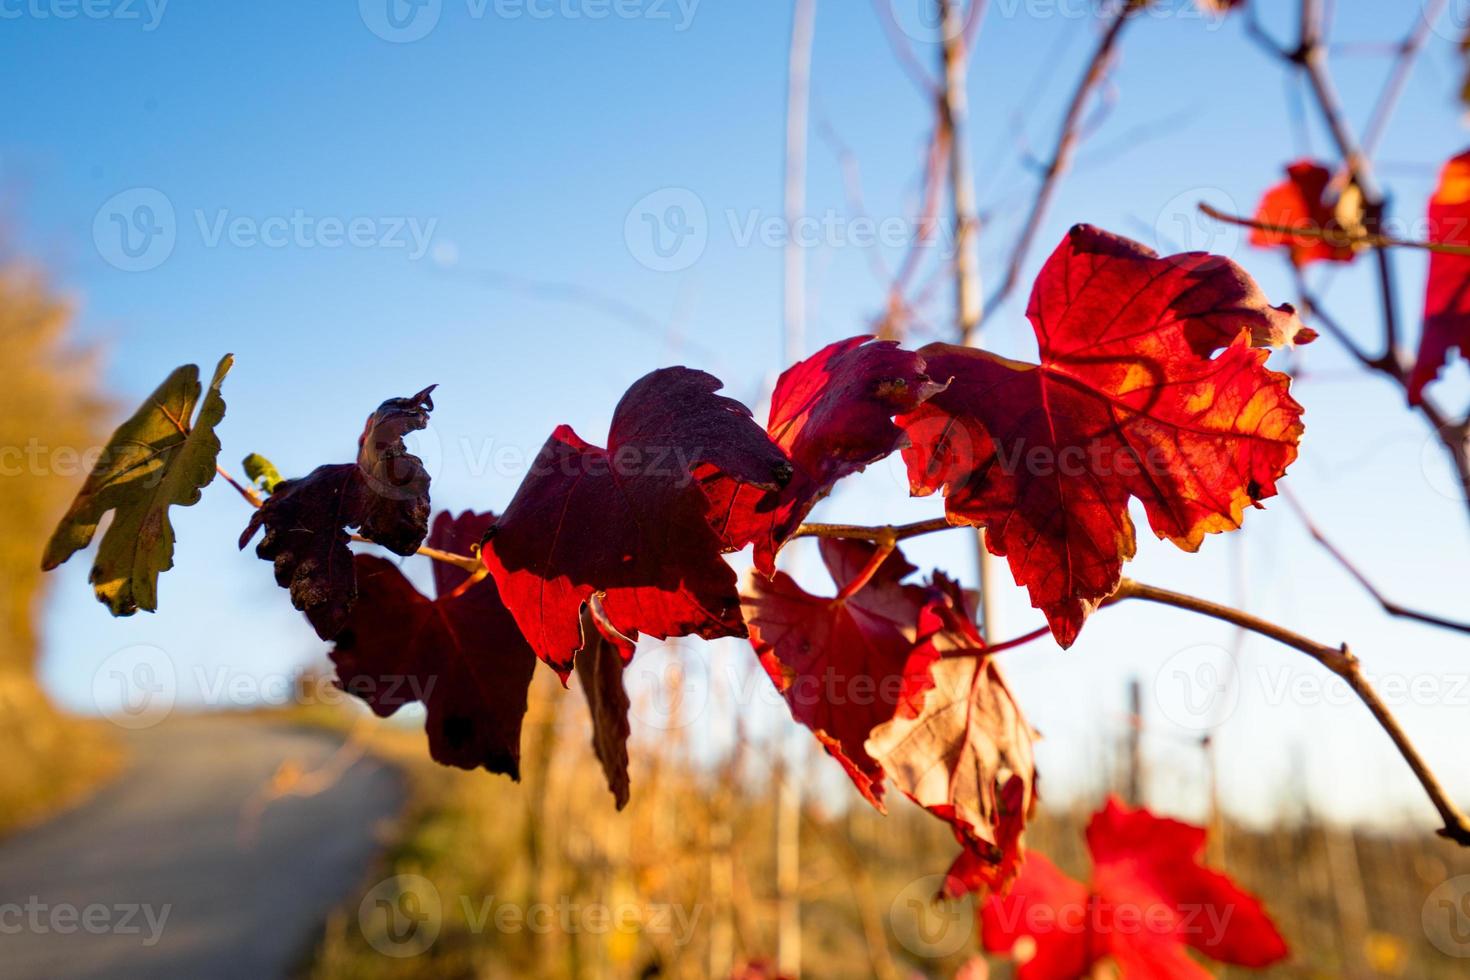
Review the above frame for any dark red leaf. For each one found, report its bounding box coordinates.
[980,796,1289,979]
[330,511,538,778]
[742,538,942,808]
[900,225,1311,646]
[482,367,790,676]
[240,386,436,640]
[1410,148,1470,405]
[705,337,944,573]
[575,605,632,809]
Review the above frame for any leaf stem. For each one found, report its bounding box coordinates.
[983,624,1052,656]
[215,464,262,509]
[835,534,897,602]
[791,517,955,543]
[1113,577,1470,846]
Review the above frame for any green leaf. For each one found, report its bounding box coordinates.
[242,453,284,495]
[42,354,233,615]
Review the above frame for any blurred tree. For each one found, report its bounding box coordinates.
[0,257,115,832]
[0,261,106,687]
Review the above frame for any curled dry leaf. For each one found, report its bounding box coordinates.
[705,336,945,574]
[43,355,232,616]
[866,612,1038,898]
[901,225,1310,646]
[240,385,436,640]
[575,604,632,809]
[482,366,790,677]
[330,511,539,778]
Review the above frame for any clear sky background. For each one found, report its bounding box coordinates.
[6,0,1470,830]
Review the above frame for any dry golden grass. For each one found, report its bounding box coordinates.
[293,682,1470,980]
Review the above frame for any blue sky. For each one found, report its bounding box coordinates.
[8,0,1470,828]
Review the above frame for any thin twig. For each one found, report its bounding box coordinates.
[1113,578,1470,846]
[792,517,956,543]
[1279,488,1470,635]
[1360,0,1446,160]
[1292,284,1470,520]
[983,0,1142,314]
[984,624,1052,655]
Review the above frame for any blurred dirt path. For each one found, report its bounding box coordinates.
[0,715,404,979]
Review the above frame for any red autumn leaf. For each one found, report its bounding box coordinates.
[1409,148,1470,405]
[329,510,539,779]
[482,367,791,676]
[705,337,944,574]
[900,225,1311,647]
[1249,160,1360,267]
[240,385,436,640]
[866,605,1038,898]
[575,605,632,809]
[980,796,1289,979]
[742,538,955,808]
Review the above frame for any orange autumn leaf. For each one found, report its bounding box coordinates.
[1249,159,1361,267]
[899,225,1311,646]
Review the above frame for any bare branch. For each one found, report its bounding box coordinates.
[1291,282,1470,521]
[791,517,955,543]
[983,0,1142,314]
[1114,578,1470,846]
[1280,488,1470,635]
[1199,202,1470,258]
